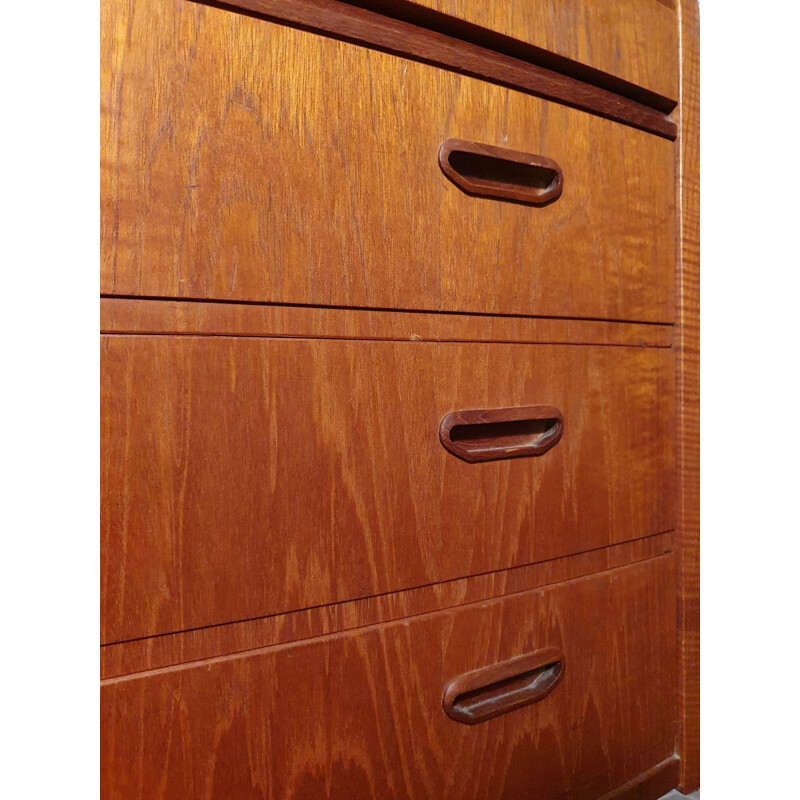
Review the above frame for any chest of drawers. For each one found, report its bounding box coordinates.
[100,0,699,797]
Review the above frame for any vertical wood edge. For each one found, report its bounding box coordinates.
[675,0,700,792]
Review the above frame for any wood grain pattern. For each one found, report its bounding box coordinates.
[355,0,679,102]
[101,335,675,643]
[101,0,676,322]
[201,0,677,136]
[100,298,674,347]
[100,0,687,793]
[675,0,700,791]
[101,556,677,800]
[101,532,672,679]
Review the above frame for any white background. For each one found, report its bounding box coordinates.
[0,0,798,796]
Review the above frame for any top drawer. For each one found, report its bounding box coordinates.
[395,0,679,102]
[101,0,675,323]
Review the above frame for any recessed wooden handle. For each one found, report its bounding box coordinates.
[438,139,563,205]
[439,405,563,463]
[442,648,565,725]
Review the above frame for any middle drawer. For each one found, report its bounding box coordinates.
[101,336,674,643]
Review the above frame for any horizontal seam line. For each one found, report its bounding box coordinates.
[100,331,672,348]
[101,546,674,683]
[102,530,674,648]
[100,295,675,327]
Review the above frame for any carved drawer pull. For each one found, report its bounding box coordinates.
[439,405,564,463]
[443,648,566,725]
[439,139,564,205]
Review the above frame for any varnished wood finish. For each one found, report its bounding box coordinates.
[100,298,674,348]
[102,0,676,322]
[202,0,677,136]
[101,532,672,679]
[100,0,696,792]
[438,139,564,205]
[101,556,677,800]
[675,0,700,791]
[439,405,564,463]
[101,336,674,643]
[442,646,565,724]
[358,0,679,102]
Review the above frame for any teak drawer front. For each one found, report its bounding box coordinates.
[101,0,675,323]
[101,336,674,643]
[101,556,677,800]
[397,0,679,102]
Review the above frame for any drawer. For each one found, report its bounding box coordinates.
[101,555,677,800]
[391,0,679,102]
[101,336,674,643]
[101,0,675,323]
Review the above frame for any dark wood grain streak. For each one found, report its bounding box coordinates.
[341,0,677,111]
[101,532,672,679]
[100,299,674,348]
[101,335,675,644]
[675,0,700,792]
[101,556,677,800]
[201,0,677,138]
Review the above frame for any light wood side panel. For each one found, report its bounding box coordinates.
[101,335,675,643]
[676,0,700,791]
[101,0,675,322]
[101,532,672,678]
[101,556,677,800]
[100,298,674,347]
[390,0,679,101]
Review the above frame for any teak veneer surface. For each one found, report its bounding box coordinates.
[100,298,674,347]
[99,0,698,792]
[101,556,677,800]
[101,336,675,643]
[101,532,672,679]
[368,0,679,101]
[675,0,700,790]
[101,0,675,323]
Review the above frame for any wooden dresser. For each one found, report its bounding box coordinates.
[100,0,699,797]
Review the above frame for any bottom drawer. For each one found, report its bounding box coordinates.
[101,556,676,800]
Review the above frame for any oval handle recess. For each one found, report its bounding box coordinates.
[442,648,565,725]
[439,139,563,205]
[439,405,563,463]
